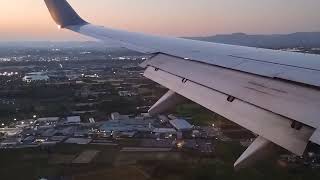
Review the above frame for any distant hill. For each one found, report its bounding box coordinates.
[2,32,320,51]
[0,41,143,56]
[188,32,320,49]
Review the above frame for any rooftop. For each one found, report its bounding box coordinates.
[170,119,193,131]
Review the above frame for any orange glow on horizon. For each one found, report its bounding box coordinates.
[0,0,319,41]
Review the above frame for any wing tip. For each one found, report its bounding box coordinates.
[44,0,88,28]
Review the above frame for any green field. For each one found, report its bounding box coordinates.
[0,141,319,180]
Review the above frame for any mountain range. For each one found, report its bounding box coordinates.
[188,32,320,49]
[1,32,320,50]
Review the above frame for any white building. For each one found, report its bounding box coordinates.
[152,128,177,134]
[111,112,120,120]
[169,119,193,131]
[111,112,130,121]
[22,72,49,83]
[37,117,60,122]
[35,117,60,128]
[65,116,81,124]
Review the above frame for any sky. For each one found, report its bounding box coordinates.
[0,0,319,41]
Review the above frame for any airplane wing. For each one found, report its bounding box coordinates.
[44,0,320,169]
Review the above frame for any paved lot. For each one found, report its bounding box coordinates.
[72,150,100,164]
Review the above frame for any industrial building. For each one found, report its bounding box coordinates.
[22,72,49,83]
[169,119,193,131]
[100,119,153,133]
[65,116,81,124]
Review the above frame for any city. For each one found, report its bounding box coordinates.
[0,42,319,179]
[1,0,320,179]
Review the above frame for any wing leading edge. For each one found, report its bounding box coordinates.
[44,0,320,88]
[44,0,320,168]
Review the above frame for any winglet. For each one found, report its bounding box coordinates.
[44,0,88,28]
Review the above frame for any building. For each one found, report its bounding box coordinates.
[37,117,60,122]
[118,91,137,97]
[152,128,177,134]
[158,115,170,123]
[111,112,130,121]
[152,128,177,139]
[22,72,49,83]
[0,137,21,147]
[0,128,21,136]
[22,136,36,144]
[169,119,193,131]
[65,116,81,124]
[100,119,154,133]
[35,117,60,128]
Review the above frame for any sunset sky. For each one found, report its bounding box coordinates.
[0,0,319,41]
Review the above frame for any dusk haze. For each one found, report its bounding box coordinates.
[0,0,320,41]
[1,0,320,179]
